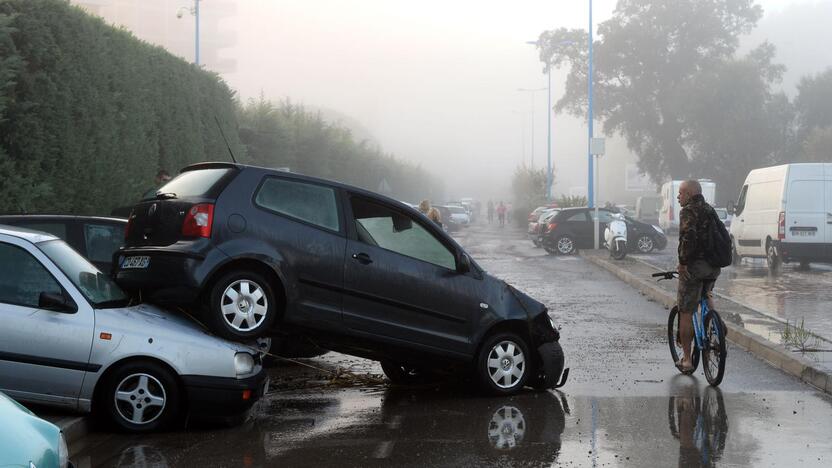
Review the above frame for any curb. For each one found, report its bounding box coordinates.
[580,251,831,395]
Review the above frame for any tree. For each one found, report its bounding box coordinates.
[511,165,548,226]
[795,69,832,146]
[538,0,763,187]
[803,127,832,162]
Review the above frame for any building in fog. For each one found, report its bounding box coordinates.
[71,0,237,74]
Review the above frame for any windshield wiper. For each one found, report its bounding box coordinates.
[155,192,177,200]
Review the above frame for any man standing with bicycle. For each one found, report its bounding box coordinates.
[676,180,721,374]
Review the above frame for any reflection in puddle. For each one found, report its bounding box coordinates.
[487,405,526,450]
[669,385,728,467]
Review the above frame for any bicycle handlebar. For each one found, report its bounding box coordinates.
[652,271,678,281]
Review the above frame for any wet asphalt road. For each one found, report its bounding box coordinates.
[634,236,832,342]
[74,224,832,467]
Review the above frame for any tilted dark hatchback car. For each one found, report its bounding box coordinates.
[113,163,567,394]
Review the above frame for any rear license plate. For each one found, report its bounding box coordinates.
[794,231,816,237]
[121,256,150,269]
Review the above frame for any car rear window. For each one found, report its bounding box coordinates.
[148,168,235,200]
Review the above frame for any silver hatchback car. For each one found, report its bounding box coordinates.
[0,225,268,432]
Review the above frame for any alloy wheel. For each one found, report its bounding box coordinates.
[487,405,526,450]
[557,237,574,255]
[487,341,526,389]
[637,236,654,253]
[221,279,269,332]
[114,373,166,425]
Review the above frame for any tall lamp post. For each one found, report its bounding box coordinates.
[177,0,201,66]
[517,87,547,169]
[587,0,594,209]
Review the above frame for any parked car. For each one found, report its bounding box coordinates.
[444,204,471,225]
[0,390,71,468]
[0,215,125,275]
[542,207,666,255]
[659,179,716,232]
[528,209,559,246]
[0,225,267,432]
[113,162,567,395]
[730,163,832,272]
[434,205,460,232]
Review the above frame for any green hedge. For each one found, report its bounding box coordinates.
[0,0,242,214]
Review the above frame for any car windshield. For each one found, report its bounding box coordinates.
[37,239,129,308]
[448,206,465,214]
[715,208,728,220]
[145,168,233,200]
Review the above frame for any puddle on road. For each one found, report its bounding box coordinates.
[74,382,832,467]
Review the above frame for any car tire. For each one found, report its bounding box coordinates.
[101,361,181,433]
[476,332,531,396]
[555,235,576,255]
[766,242,781,275]
[636,235,654,253]
[207,270,277,340]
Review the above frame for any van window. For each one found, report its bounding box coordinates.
[735,185,748,215]
[788,181,825,212]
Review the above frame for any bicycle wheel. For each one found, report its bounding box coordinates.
[702,312,727,386]
[667,306,700,372]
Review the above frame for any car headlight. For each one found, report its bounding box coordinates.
[652,225,664,235]
[58,432,69,468]
[548,314,557,331]
[234,352,255,376]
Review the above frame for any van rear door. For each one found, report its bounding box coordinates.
[785,172,825,250]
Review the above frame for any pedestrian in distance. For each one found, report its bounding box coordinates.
[418,199,443,228]
[496,201,507,227]
[675,180,721,374]
[487,200,495,224]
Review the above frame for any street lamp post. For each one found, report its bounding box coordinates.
[588,0,594,209]
[517,87,547,169]
[177,0,201,66]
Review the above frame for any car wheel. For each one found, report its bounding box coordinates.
[101,361,180,433]
[208,271,277,340]
[767,242,782,275]
[556,236,576,255]
[477,332,531,396]
[636,235,654,253]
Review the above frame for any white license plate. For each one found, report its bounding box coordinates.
[793,231,816,237]
[121,256,150,269]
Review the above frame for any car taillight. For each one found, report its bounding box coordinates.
[547,222,557,233]
[125,210,134,240]
[182,203,214,238]
[778,211,785,240]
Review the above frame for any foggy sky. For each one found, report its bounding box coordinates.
[219,0,826,201]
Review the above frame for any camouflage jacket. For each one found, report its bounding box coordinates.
[678,194,717,266]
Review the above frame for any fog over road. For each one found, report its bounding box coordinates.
[75,224,832,467]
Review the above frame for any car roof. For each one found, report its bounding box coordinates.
[0,214,127,223]
[182,162,419,210]
[0,224,59,243]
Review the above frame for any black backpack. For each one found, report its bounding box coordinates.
[706,209,732,268]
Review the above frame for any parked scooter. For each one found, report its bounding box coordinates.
[605,213,628,260]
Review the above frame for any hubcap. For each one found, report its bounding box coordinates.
[487,405,526,450]
[114,373,166,425]
[221,279,268,332]
[638,236,653,252]
[487,341,526,389]
[557,238,573,254]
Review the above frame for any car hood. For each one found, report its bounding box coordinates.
[96,303,255,353]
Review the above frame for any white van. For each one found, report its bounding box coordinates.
[730,163,832,271]
[658,180,716,231]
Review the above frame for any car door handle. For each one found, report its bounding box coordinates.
[352,253,373,264]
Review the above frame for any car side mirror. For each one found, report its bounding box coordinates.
[457,252,472,274]
[38,291,76,313]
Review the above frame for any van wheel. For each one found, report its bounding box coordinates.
[101,361,180,433]
[476,332,531,396]
[731,239,741,266]
[767,243,782,275]
[798,260,811,271]
[208,271,277,340]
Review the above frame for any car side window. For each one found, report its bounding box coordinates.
[255,178,340,231]
[17,222,67,240]
[565,212,588,222]
[0,242,62,308]
[84,223,125,263]
[351,198,457,270]
[590,210,615,223]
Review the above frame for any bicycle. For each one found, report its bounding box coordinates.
[653,271,727,386]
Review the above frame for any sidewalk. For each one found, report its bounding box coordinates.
[580,250,832,395]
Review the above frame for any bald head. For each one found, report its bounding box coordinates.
[678,180,702,206]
